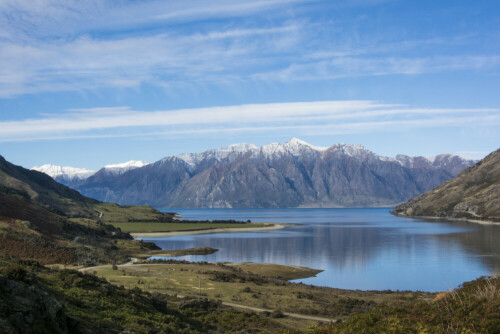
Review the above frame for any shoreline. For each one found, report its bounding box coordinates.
[131,222,289,238]
[395,214,500,226]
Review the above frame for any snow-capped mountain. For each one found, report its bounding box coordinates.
[102,161,149,176]
[172,138,375,168]
[31,164,96,187]
[174,143,258,169]
[72,138,476,208]
[31,160,149,187]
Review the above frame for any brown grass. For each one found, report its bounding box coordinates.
[0,238,73,264]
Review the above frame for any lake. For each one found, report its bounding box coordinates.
[140,208,500,292]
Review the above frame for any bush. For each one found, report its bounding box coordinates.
[4,265,27,281]
[270,309,284,318]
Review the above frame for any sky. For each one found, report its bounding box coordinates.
[0,0,499,170]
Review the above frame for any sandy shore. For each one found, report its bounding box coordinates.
[131,222,289,238]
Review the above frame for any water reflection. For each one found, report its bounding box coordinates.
[142,208,500,291]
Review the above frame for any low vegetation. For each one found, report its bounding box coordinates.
[0,257,287,333]
[132,247,220,258]
[90,260,430,326]
[110,221,266,233]
[322,275,500,333]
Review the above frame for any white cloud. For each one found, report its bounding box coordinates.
[0,0,306,39]
[253,55,500,81]
[0,21,304,97]
[1,101,499,142]
[0,0,499,97]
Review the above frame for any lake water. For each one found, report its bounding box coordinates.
[140,208,500,292]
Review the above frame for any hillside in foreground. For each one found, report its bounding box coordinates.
[392,148,500,222]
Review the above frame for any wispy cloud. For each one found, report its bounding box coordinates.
[1,1,498,97]
[1,101,499,142]
[0,0,306,39]
[0,23,303,97]
[253,55,500,81]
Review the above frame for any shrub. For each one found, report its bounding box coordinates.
[270,309,284,318]
[4,265,27,281]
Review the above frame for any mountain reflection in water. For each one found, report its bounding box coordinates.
[141,208,500,292]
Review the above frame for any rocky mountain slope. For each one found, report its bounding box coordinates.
[392,148,500,222]
[70,138,475,208]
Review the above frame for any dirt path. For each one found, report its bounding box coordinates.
[78,261,337,323]
[78,258,138,272]
[222,301,337,323]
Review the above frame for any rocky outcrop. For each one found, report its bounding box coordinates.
[392,148,500,222]
[73,139,475,208]
[0,274,80,333]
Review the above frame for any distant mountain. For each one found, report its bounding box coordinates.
[31,164,96,187]
[69,138,475,208]
[31,160,148,187]
[100,160,149,176]
[392,148,500,222]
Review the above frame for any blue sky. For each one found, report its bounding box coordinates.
[0,0,499,169]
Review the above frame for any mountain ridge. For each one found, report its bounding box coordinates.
[32,160,149,187]
[392,148,500,222]
[62,139,476,208]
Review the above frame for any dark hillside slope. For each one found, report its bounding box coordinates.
[392,149,500,222]
[0,155,98,218]
[0,154,172,265]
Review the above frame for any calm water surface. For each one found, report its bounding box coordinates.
[140,208,500,292]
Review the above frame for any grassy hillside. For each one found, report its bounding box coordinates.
[0,154,178,266]
[323,275,500,333]
[392,148,500,222]
[0,258,288,333]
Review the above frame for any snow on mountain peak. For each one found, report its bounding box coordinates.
[175,143,259,167]
[31,164,95,180]
[329,143,372,158]
[426,154,469,164]
[159,138,476,172]
[176,138,358,162]
[102,160,149,175]
[286,137,310,146]
[284,138,328,153]
[104,160,149,169]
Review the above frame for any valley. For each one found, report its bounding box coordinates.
[1,149,499,333]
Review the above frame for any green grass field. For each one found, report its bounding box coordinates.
[110,222,266,233]
[94,203,173,223]
[90,261,431,330]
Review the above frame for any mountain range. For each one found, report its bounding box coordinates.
[33,138,476,208]
[32,160,148,187]
[393,148,500,222]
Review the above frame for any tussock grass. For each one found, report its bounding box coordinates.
[319,275,500,333]
[474,277,500,301]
